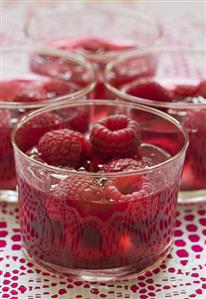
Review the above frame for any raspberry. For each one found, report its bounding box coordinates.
[46,176,120,263]
[197,80,206,98]
[123,80,173,102]
[25,112,62,129]
[104,174,151,203]
[102,158,153,203]
[59,107,90,133]
[0,80,21,101]
[183,109,206,131]
[17,112,62,152]
[103,158,152,173]
[12,80,47,102]
[102,158,154,204]
[173,84,198,98]
[42,78,78,98]
[46,177,104,223]
[0,109,11,130]
[90,114,141,159]
[37,129,88,167]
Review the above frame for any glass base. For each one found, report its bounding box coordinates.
[0,190,18,203]
[23,244,172,282]
[178,189,206,204]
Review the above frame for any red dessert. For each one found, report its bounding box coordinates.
[0,78,80,191]
[17,113,181,273]
[30,37,156,100]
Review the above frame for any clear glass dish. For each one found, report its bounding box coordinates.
[12,99,187,281]
[104,47,206,203]
[25,7,163,99]
[0,47,96,202]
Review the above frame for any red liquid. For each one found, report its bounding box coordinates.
[181,121,206,190]
[18,143,178,272]
[31,37,157,100]
[49,37,135,57]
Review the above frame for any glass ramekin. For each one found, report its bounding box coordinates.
[104,47,206,203]
[0,47,96,202]
[12,99,187,281]
[24,7,163,99]
[25,7,162,63]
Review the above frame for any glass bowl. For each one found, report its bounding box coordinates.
[25,7,163,99]
[12,99,187,281]
[25,7,162,63]
[104,47,206,203]
[0,47,95,202]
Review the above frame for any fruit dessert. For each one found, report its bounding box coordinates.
[0,78,81,191]
[16,111,184,275]
[30,37,156,100]
[121,79,206,191]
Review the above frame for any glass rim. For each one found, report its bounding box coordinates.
[1,46,96,109]
[24,7,163,61]
[12,99,189,178]
[103,46,206,109]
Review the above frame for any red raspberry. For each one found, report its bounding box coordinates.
[183,109,206,131]
[25,112,62,129]
[173,84,198,98]
[37,129,88,167]
[102,158,153,205]
[104,173,151,203]
[90,114,141,159]
[46,176,122,263]
[17,112,62,152]
[197,80,206,98]
[46,177,104,223]
[103,158,153,173]
[123,80,173,102]
[13,80,47,102]
[0,80,21,101]
[59,107,90,133]
[0,109,11,129]
[43,78,79,98]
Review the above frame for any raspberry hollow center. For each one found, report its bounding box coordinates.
[104,118,128,131]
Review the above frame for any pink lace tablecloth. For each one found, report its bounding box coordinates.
[0,202,206,299]
[1,1,206,298]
